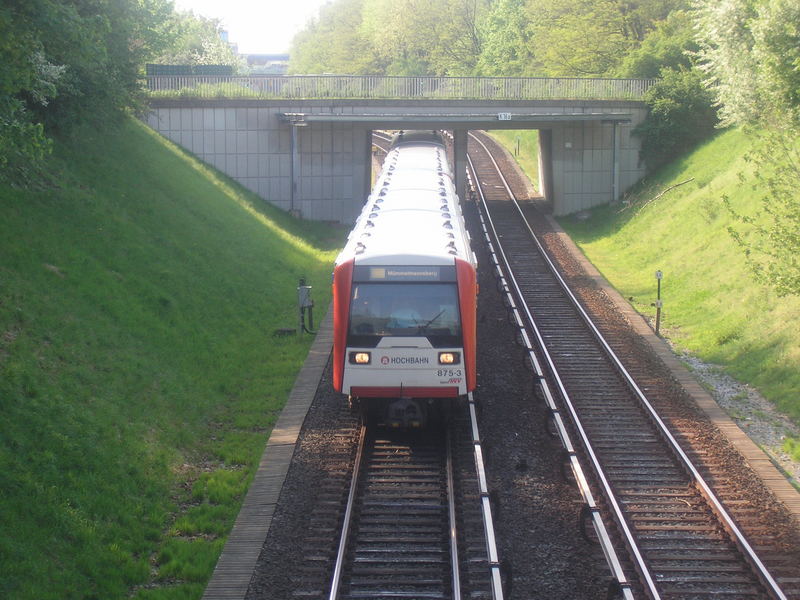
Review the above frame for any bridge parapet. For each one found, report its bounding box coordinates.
[146,75,654,101]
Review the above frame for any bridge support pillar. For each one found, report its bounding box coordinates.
[453,129,468,203]
[612,121,620,202]
[290,124,302,217]
[363,129,373,202]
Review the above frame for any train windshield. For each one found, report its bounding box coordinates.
[348,283,462,347]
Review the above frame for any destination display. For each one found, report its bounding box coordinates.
[353,265,457,282]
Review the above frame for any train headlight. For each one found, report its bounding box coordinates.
[438,352,460,365]
[349,351,371,365]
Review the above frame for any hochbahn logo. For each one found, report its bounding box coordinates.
[380,356,429,365]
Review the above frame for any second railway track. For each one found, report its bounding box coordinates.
[467,131,791,599]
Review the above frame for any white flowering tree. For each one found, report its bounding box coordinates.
[695,0,800,295]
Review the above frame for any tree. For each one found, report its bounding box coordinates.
[693,0,800,127]
[725,131,800,296]
[616,10,698,78]
[634,66,718,168]
[358,0,488,76]
[0,0,174,179]
[476,0,540,76]
[359,0,435,75]
[424,0,489,75]
[528,0,687,76]
[153,10,243,69]
[289,0,381,74]
[694,0,800,295]
[0,4,63,179]
[288,0,490,76]
[749,0,800,127]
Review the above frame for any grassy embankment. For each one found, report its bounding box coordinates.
[487,129,540,190]
[0,117,345,599]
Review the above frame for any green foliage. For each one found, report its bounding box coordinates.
[476,0,540,76]
[0,6,63,179]
[725,128,800,296]
[152,10,244,70]
[0,0,174,181]
[617,10,698,78]
[0,117,343,599]
[29,0,173,129]
[634,67,719,169]
[0,97,53,181]
[289,0,490,76]
[486,129,540,189]
[289,0,381,75]
[290,0,688,78]
[784,437,800,463]
[528,0,687,76]
[693,0,800,296]
[694,0,800,127]
[750,0,800,124]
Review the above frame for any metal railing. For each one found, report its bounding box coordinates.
[146,75,654,101]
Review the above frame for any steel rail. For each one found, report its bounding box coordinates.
[469,131,788,600]
[328,422,367,600]
[467,132,658,598]
[466,391,506,600]
[464,144,636,600]
[446,425,463,600]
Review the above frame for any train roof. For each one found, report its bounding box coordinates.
[390,130,443,147]
[337,138,475,268]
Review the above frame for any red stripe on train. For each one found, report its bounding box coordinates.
[350,386,460,398]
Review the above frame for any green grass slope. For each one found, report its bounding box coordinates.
[487,130,540,190]
[0,118,344,599]
[557,128,800,425]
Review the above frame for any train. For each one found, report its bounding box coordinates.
[331,131,478,427]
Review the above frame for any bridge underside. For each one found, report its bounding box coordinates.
[145,99,648,223]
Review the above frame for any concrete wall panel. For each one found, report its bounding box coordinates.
[236,131,248,154]
[212,131,224,153]
[246,131,257,154]
[246,154,259,178]
[256,132,270,153]
[224,132,236,154]
[224,155,236,177]
[213,110,224,131]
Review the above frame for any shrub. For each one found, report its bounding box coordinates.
[634,67,719,169]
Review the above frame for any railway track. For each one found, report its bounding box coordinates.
[466,131,789,600]
[330,419,459,599]
[328,405,500,600]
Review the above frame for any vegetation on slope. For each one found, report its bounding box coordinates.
[0,117,343,599]
[557,128,800,428]
[486,130,540,191]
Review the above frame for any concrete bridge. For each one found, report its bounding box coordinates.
[145,75,652,223]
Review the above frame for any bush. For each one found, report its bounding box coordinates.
[634,67,719,169]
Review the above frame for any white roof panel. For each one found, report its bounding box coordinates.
[336,139,475,268]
